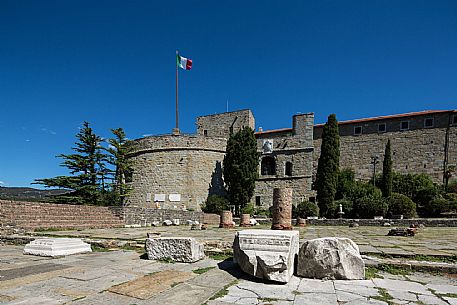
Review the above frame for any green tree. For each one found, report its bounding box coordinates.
[381,139,393,197]
[35,122,108,205]
[106,128,134,205]
[315,114,340,218]
[223,127,259,215]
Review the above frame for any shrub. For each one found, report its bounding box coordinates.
[333,198,354,218]
[336,168,356,200]
[353,196,388,219]
[241,204,255,216]
[392,173,434,199]
[254,207,271,217]
[447,181,457,193]
[295,201,319,218]
[422,198,449,217]
[387,193,416,218]
[201,195,229,214]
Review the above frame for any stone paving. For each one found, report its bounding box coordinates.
[0,226,456,304]
[0,244,456,305]
[30,225,457,257]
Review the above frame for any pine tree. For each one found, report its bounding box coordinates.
[381,139,393,197]
[35,122,108,205]
[223,127,259,215]
[315,114,340,218]
[106,128,134,205]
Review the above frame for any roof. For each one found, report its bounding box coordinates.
[314,110,456,127]
[255,128,293,136]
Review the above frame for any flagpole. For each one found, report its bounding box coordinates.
[174,50,180,135]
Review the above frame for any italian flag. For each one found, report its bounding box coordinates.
[177,54,192,70]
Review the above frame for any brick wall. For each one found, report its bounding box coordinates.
[0,200,124,230]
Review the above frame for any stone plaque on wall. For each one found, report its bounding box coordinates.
[146,193,152,202]
[169,194,181,202]
[154,194,166,202]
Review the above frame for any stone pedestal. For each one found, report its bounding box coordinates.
[233,229,299,283]
[271,188,293,230]
[240,214,251,227]
[24,238,92,257]
[145,237,205,263]
[219,210,234,228]
[296,217,306,227]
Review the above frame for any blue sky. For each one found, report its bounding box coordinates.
[1,0,456,187]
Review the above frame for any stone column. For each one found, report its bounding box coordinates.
[271,188,293,230]
[240,214,251,227]
[219,210,234,228]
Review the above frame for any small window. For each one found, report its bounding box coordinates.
[400,121,409,131]
[261,156,276,175]
[285,162,293,176]
[255,196,261,206]
[229,126,234,134]
[203,130,208,136]
[424,118,434,128]
[453,115,457,125]
[354,126,362,135]
[378,123,386,133]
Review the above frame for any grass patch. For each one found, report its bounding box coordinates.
[209,280,239,300]
[378,264,412,276]
[437,293,457,298]
[207,251,233,261]
[413,254,457,264]
[193,266,215,275]
[91,245,111,252]
[292,290,303,295]
[371,287,394,304]
[158,257,175,264]
[365,266,384,279]
[259,297,279,303]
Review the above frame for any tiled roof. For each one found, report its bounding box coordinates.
[314,110,455,127]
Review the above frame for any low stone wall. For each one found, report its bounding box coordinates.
[0,200,124,230]
[305,218,457,227]
[122,206,219,225]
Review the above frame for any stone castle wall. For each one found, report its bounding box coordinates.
[126,135,227,210]
[196,109,255,138]
[254,113,315,207]
[313,111,457,183]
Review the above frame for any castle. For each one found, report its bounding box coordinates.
[126,109,457,211]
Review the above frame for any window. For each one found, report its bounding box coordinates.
[203,130,208,136]
[125,170,133,183]
[424,118,434,128]
[255,196,261,206]
[354,126,362,135]
[453,115,457,125]
[400,121,409,131]
[378,123,386,133]
[261,156,276,175]
[285,162,293,176]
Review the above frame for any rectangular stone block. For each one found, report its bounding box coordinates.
[145,237,205,263]
[233,229,299,283]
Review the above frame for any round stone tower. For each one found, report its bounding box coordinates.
[125,135,227,211]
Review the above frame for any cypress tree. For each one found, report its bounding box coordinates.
[381,139,393,197]
[315,114,340,218]
[223,127,259,215]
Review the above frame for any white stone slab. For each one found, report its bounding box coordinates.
[233,229,299,283]
[154,194,166,201]
[169,193,181,202]
[24,238,92,257]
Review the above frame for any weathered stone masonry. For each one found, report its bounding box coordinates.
[127,109,456,212]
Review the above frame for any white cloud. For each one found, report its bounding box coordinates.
[0,181,4,185]
[142,134,152,137]
[25,139,31,142]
